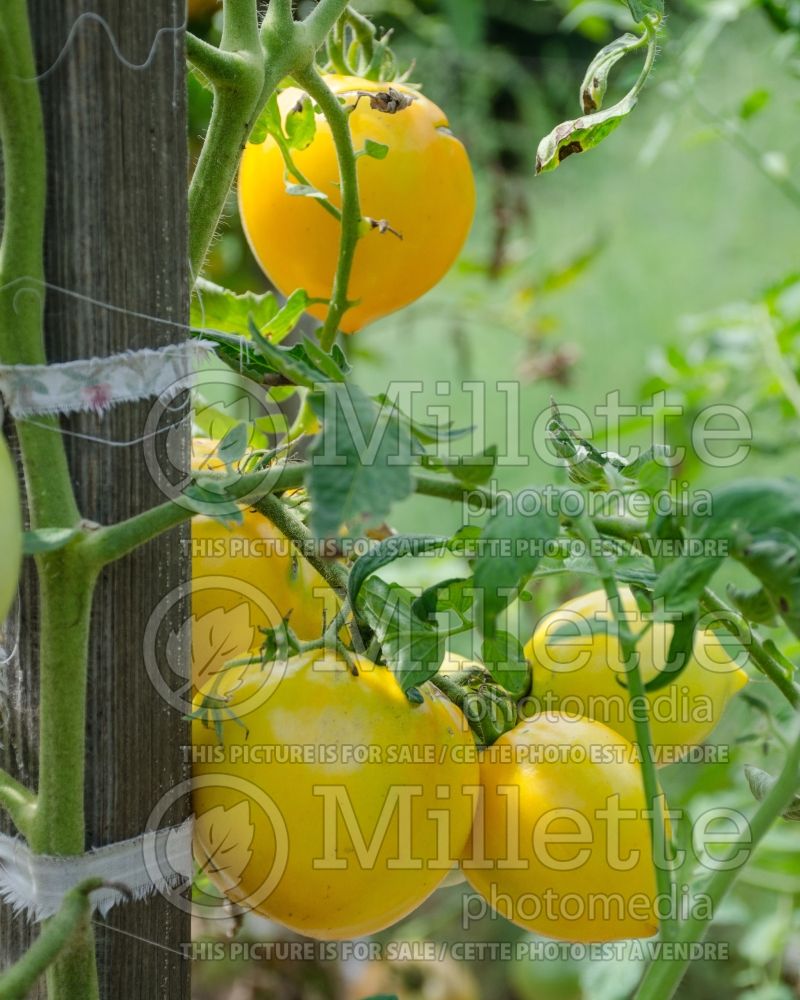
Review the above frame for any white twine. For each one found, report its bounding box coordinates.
[0,341,217,419]
[0,819,193,921]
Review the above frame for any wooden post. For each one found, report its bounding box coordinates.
[0,3,191,996]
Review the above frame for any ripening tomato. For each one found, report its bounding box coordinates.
[238,75,476,332]
[190,439,337,689]
[192,651,479,939]
[0,435,22,622]
[524,588,748,759]
[462,713,659,942]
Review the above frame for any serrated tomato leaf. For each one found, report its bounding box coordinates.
[357,577,444,692]
[482,631,530,696]
[473,494,560,637]
[307,384,416,538]
[347,535,447,609]
[192,278,280,336]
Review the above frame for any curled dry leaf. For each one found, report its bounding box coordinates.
[347,87,416,114]
[580,32,644,114]
[535,93,637,174]
[366,217,403,239]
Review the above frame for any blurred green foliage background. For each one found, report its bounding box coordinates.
[189,1,800,997]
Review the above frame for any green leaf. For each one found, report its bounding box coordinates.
[739,88,771,121]
[285,182,329,201]
[626,0,663,22]
[249,91,282,144]
[745,765,800,821]
[481,631,531,696]
[536,92,637,175]
[531,551,657,589]
[621,445,674,497]
[643,610,696,693]
[265,289,311,344]
[192,278,279,336]
[727,584,780,627]
[22,526,81,555]
[216,423,248,465]
[307,384,416,538]
[411,577,473,622]
[347,535,448,609]
[358,578,444,692]
[194,328,285,384]
[373,394,473,445]
[247,318,342,388]
[285,96,317,150]
[547,406,626,490]
[300,337,350,382]
[580,32,643,114]
[451,445,499,486]
[734,529,800,638]
[472,494,560,638]
[362,138,389,159]
[654,479,800,635]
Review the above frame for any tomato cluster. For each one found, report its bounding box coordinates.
[189,433,748,943]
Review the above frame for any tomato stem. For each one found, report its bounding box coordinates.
[0,880,106,1000]
[0,6,99,997]
[254,492,350,597]
[82,467,494,571]
[572,512,677,942]
[0,768,37,840]
[634,721,800,1000]
[188,0,354,280]
[293,65,363,350]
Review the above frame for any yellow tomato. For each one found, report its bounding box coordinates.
[190,439,336,688]
[238,75,476,332]
[192,651,479,939]
[0,435,22,622]
[524,588,748,760]
[462,713,659,942]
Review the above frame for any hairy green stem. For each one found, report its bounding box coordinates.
[185,32,242,87]
[574,512,676,941]
[0,767,37,839]
[188,0,273,277]
[84,467,492,570]
[83,463,309,569]
[0,7,98,997]
[189,71,272,278]
[0,7,79,529]
[31,552,99,998]
[254,492,349,596]
[293,65,362,349]
[274,132,342,221]
[302,0,356,48]
[188,0,353,280]
[0,879,106,1000]
[635,722,800,1000]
